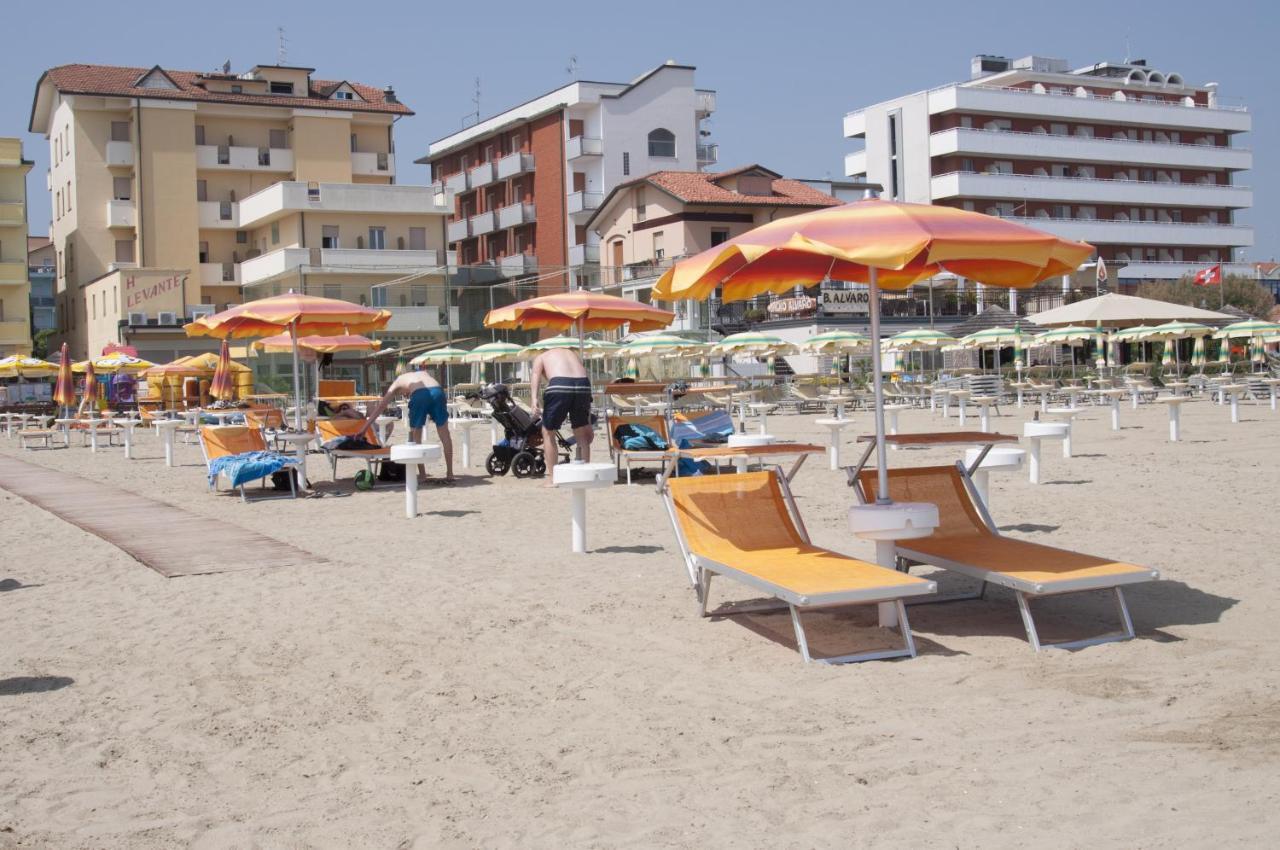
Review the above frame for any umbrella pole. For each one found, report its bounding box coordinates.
[290,319,303,432]
[868,267,890,504]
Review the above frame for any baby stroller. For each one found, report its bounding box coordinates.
[472,383,572,478]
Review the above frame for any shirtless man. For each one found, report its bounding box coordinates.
[529,347,593,483]
[360,369,455,483]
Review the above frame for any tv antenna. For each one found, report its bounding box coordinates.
[566,55,578,78]
[277,26,289,64]
[462,77,481,128]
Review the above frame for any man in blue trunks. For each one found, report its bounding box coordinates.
[530,346,593,484]
[360,369,455,483]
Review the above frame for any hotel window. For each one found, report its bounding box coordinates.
[333,90,353,100]
[66,242,74,274]
[408,227,427,251]
[114,240,133,263]
[236,230,248,244]
[196,180,208,202]
[113,177,131,201]
[269,81,294,94]
[711,229,729,246]
[1049,123,1068,136]
[110,121,130,142]
[411,285,428,306]
[269,129,288,149]
[652,231,665,261]
[271,222,280,245]
[195,125,206,145]
[636,188,646,222]
[199,241,210,263]
[368,227,386,250]
[647,128,676,158]
[322,225,340,249]
[66,183,71,211]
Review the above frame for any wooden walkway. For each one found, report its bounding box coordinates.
[0,455,325,578]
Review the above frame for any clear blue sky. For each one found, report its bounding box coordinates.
[5,0,1275,257]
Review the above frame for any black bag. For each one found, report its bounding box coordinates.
[378,461,407,482]
[270,468,299,490]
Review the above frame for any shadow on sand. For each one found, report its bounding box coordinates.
[0,676,74,697]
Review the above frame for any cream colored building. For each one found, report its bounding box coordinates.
[1,138,34,356]
[587,165,840,333]
[29,63,453,361]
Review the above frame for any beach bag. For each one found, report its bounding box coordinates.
[270,468,300,490]
[378,461,407,482]
[613,423,667,451]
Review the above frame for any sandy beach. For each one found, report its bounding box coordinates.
[2,397,1279,848]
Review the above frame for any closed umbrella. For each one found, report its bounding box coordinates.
[209,340,236,402]
[52,343,76,414]
[653,199,1091,503]
[1192,335,1206,370]
[82,359,99,414]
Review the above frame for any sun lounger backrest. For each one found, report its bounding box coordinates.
[201,425,268,460]
[244,408,285,429]
[607,414,669,450]
[316,417,382,447]
[855,465,992,541]
[668,470,805,557]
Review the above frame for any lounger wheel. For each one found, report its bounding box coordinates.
[511,451,539,478]
[485,452,510,476]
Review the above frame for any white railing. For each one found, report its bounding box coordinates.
[497,202,535,230]
[444,170,469,195]
[930,126,1250,154]
[446,218,470,242]
[933,169,1251,191]
[351,151,394,176]
[196,145,293,171]
[697,143,719,164]
[565,136,603,159]
[496,151,535,179]
[470,210,497,236]
[106,199,136,228]
[499,253,537,277]
[105,140,134,167]
[569,243,600,266]
[469,161,496,189]
[567,191,603,214]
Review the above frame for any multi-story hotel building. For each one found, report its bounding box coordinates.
[422,62,717,297]
[588,165,841,334]
[844,55,1253,287]
[28,236,56,338]
[1,138,34,356]
[29,63,453,360]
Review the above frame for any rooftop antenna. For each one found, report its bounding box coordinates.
[277,26,288,65]
[461,77,481,128]
[566,55,578,78]
[1124,32,1131,63]
[222,60,231,75]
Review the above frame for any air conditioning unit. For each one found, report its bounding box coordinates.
[189,304,215,320]
[157,311,178,325]
[128,312,147,326]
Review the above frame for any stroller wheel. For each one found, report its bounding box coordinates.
[511,451,538,478]
[533,455,546,476]
[485,452,509,476]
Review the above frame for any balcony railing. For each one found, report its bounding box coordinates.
[567,191,603,215]
[499,253,537,277]
[931,170,1252,207]
[696,89,717,116]
[106,199,136,228]
[446,217,471,243]
[497,202,536,230]
[196,144,293,172]
[105,140,134,167]
[470,210,498,236]
[469,161,497,190]
[352,151,395,176]
[566,136,603,159]
[569,243,600,266]
[496,151,534,180]
[696,143,719,165]
[444,170,469,195]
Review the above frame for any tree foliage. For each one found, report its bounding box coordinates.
[31,328,57,359]
[1137,275,1275,319]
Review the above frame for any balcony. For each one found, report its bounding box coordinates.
[237,181,452,227]
[444,170,469,195]
[496,151,534,179]
[569,243,600,266]
[351,151,395,177]
[469,161,497,190]
[0,260,26,284]
[470,210,497,236]
[195,144,294,172]
[497,202,536,230]
[0,318,30,346]
[696,143,719,166]
[566,136,603,160]
[105,140,134,167]
[381,305,461,334]
[106,199,136,228]
[197,200,239,229]
[929,128,1252,171]
[696,89,717,117]
[0,200,23,226]
[1002,216,1253,249]
[199,261,241,286]
[844,150,867,178]
[930,171,1252,209]
[240,247,446,285]
[446,217,471,243]
[566,190,603,216]
[499,253,537,277]
[1115,260,1256,281]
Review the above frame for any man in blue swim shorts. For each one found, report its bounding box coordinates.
[530,346,593,483]
[361,368,455,483]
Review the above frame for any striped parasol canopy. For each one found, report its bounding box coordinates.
[1036,325,1098,344]
[255,333,382,354]
[799,329,870,353]
[959,326,1039,348]
[72,352,155,374]
[209,340,236,401]
[712,331,797,357]
[82,359,99,410]
[1191,335,1206,369]
[466,342,525,363]
[1112,324,1158,342]
[484,290,674,333]
[0,355,59,378]
[52,343,76,409]
[1212,319,1280,340]
[1142,320,1214,340]
[409,346,469,367]
[883,328,957,351]
[618,334,705,357]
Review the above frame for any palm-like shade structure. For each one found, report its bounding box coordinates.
[653,199,1092,502]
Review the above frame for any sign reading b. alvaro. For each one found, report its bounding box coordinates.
[124,271,188,312]
[821,288,871,314]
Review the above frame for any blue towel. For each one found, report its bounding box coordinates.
[672,410,735,444]
[208,451,299,489]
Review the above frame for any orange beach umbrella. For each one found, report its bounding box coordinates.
[209,340,236,401]
[52,343,76,410]
[82,359,99,412]
[654,199,1093,502]
[484,290,674,333]
[253,333,382,354]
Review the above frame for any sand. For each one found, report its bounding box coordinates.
[2,396,1278,848]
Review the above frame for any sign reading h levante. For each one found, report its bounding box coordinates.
[821,287,871,314]
[124,272,187,310]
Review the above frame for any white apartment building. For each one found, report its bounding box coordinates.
[422,62,716,296]
[844,54,1253,287]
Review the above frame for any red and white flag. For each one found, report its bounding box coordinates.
[1095,257,1108,289]
[1192,264,1222,286]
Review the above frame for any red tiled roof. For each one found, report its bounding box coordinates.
[643,167,842,208]
[39,64,412,116]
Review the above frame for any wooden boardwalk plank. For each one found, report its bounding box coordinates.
[0,455,325,578]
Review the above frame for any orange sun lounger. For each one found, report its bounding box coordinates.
[198,425,297,502]
[661,469,937,664]
[853,464,1159,651]
[315,417,390,482]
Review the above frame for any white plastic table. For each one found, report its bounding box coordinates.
[375,415,397,445]
[1011,382,1031,409]
[963,446,1025,512]
[883,403,910,449]
[814,416,856,470]
[552,461,616,553]
[1261,378,1280,412]
[1023,420,1070,485]
[152,419,183,467]
[969,396,998,432]
[276,431,317,489]
[82,418,117,453]
[53,417,79,446]
[949,390,971,425]
[727,433,776,472]
[203,410,240,426]
[747,402,773,435]
[1222,384,1247,423]
[1156,396,1186,442]
[848,501,939,627]
[1044,407,1080,457]
[112,418,142,459]
[450,416,488,469]
[1093,389,1125,431]
[390,443,444,518]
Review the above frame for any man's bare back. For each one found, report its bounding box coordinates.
[532,347,587,381]
[386,370,441,398]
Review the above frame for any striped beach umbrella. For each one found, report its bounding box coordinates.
[1192,335,1206,369]
[1212,319,1280,340]
[1161,339,1174,369]
[711,331,798,356]
[885,328,957,351]
[484,290,674,333]
[466,341,524,383]
[82,359,100,411]
[410,346,468,367]
[52,343,76,411]
[209,340,236,401]
[617,334,703,357]
[799,329,870,353]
